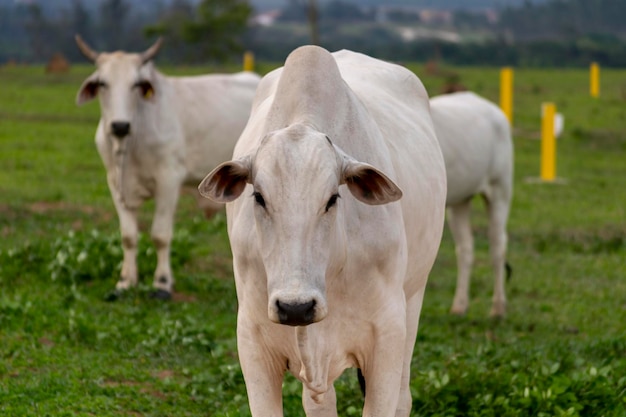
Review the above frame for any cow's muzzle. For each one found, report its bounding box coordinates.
[111,121,131,138]
[276,299,316,326]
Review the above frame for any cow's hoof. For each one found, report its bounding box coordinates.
[150,289,172,301]
[105,289,124,302]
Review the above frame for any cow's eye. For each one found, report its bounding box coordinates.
[87,80,107,95]
[253,191,266,208]
[135,80,154,99]
[325,193,340,212]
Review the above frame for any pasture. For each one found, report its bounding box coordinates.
[1,62,625,416]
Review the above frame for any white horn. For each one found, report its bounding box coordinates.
[75,34,99,62]
[140,37,164,63]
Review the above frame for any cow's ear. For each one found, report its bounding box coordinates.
[342,159,402,205]
[332,142,402,205]
[199,157,251,203]
[76,74,101,105]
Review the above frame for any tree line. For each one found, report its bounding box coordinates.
[0,0,624,67]
[0,0,251,65]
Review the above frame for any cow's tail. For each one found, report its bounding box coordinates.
[357,368,366,397]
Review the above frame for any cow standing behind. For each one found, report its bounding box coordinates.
[430,91,514,317]
[75,36,260,300]
[199,46,446,416]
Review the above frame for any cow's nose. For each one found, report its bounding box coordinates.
[276,300,316,326]
[111,121,131,138]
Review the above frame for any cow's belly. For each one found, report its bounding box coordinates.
[445,169,491,206]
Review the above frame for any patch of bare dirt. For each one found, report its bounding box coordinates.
[38,337,55,347]
[171,292,197,303]
[28,201,96,214]
[154,370,176,380]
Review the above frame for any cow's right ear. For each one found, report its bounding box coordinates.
[76,74,101,105]
[198,157,252,203]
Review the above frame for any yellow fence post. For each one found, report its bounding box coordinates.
[500,67,514,125]
[243,51,255,72]
[541,102,557,181]
[590,62,600,98]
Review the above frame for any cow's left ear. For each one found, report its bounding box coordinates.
[342,159,403,205]
[76,73,100,105]
[198,156,252,203]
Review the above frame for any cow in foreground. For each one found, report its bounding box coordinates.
[199,45,446,416]
[430,91,513,317]
[75,36,260,300]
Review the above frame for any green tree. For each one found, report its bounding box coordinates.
[144,0,196,62]
[182,0,252,62]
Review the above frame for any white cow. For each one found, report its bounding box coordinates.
[75,35,260,300]
[198,45,446,416]
[430,91,514,318]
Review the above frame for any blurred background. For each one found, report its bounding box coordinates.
[1,0,625,67]
[1,1,625,416]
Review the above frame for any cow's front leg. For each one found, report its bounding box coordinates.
[361,319,406,417]
[106,175,140,301]
[238,323,285,417]
[150,179,182,300]
[395,290,426,417]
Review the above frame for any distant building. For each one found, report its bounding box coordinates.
[419,9,453,25]
[252,9,282,27]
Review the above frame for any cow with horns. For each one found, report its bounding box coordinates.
[75,35,260,300]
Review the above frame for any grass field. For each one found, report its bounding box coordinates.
[1,60,625,416]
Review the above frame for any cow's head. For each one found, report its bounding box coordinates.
[75,35,162,139]
[198,124,402,326]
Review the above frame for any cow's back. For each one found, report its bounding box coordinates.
[430,91,512,205]
[171,72,260,183]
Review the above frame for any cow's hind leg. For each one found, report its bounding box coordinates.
[447,200,474,315]
[150,181,182,300]
[484,188,510,318]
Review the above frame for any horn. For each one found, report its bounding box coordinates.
[75,34,99,62]
[140,37,163,63]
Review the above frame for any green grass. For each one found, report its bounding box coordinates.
[1,62,625,416]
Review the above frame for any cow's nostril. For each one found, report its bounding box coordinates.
[111,121,131,138]
[276,300,316,326]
